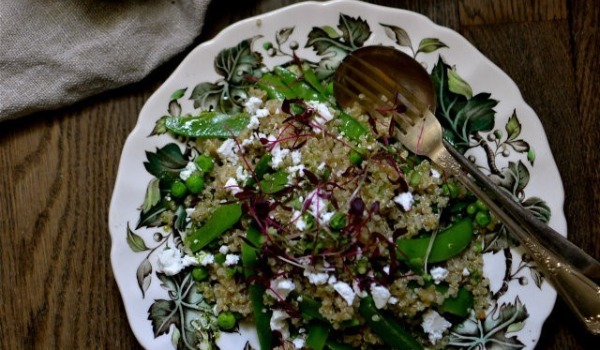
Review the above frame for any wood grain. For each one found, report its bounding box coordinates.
[1,1,598,349]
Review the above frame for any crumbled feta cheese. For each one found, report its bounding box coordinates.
[352,280,367,298]
[157,247,197,276]
[271,143,290,169]
[431,168,441,179]
[268,277,296,300]
[327,275,337,285]
[383,265,390,274]
[236,166,250,182]
[291,150,302,165]
[292,337,305,349]
[293,211,307,231]
[430,267,449,284]
[421,310,452,344]
[307,100,335,131]
[255,108,270,118]
[217,138,239,163]
[306,189,331,223]
[370,283,392,309]
[304,269,329,285]
[196,251,215,266]
[389,296,398,304]
[393,192,414,211]
[224,254,240,266]
[462,267,471,276]
[247,115,260,129]
[270,310,290,339]
[179,162,197,181]
[224,177,241,195]
[333,281,356,305]
[218,245,229,254]
[244,96,263,114]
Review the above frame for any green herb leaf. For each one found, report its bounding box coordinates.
[260,171,288,194]
[448,67,473,98]
[141,178,161,214]
[165,112,251,138]
[170,88,187,100]
[505,111,522,141]
[127,224,149,252]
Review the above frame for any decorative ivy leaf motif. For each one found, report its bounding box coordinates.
[171,88,187,101]
[527,149,536,165]
[137,258,153,297]
[380,23,412,48]
[530,267,544,288]
[416,37,448,54]
[276,27,294,45]
[190,37,263,112]
[143,143,188,184]
[448,297,528,349]
[137,202,167,229]
[505,111,521,141]
[306,14,372,78]
[431,57,497,149]
[150,116,169,136]
[489,161,530,198]
[174,205,187,231]
[127,224,149,252]
[141,178,161,214]
[484,226,516,253]
[149,273,216,349]
[521,196,551,223]
[169,100,182,118]
[448,67,473,98]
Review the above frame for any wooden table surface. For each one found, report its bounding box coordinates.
[1,0,598,349]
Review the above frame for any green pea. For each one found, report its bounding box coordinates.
[475,210,491,226]
[349,149,364,166]
[408,170,422,187]
[357,259,368,275]
[214,253,226,265]
[185,173,205,194]
[475,199,487,211]
[466,203,478,215]
[447,182,459,198]
[217,311,237,331]
[329,212,347,230]
[194,154,214,173]
[396,218,474,264]
[170,180,187,198]
[191,267,209,281]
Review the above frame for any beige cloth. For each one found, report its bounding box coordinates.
[0,0,211,121]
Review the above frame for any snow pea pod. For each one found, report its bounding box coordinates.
[242,225,274,350]
[326,340,358,350]
[358,296,423,350]
[273,66,327,102]
[165,112,250,138]
[257,73,296,100]
[186,203,242,252]
[337,112,368,142]
[438,286,474,319]
[306,321,330,350]
[396,218,473,264]
[302,64,331,98]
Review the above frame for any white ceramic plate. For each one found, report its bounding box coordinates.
[109,1,566,349]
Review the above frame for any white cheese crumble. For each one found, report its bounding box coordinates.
[179,162,197,181]
[267,277,296,300]
[421,310,452,344]
[255,108,270,118]
[224,177,241,195]
[462,267,471,276]
[224,254,240,266]
[157,248,197,276]
[430,266,449,284]
[304,269,329,285]
[271,143,290,169]
[244,96,263,114]
[431,168,441,179]
[292,337,305,349]
[307,100,335,131]
[370,283,392,309]
[196,251,215,266]
[291,150,302,165]
[218,245,229,254]
[270,309,290,339]
[217,138,239,164]
[333,281,356,305]
[236,166,250,182]
[393,192,414,211]
[293,211,307,231]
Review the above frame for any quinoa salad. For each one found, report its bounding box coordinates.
[140,61,493,350]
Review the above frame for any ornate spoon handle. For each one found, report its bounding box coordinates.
[435,147,600,335]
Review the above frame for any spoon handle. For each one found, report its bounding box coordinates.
[442,139,600,280]
[436,147,600,335]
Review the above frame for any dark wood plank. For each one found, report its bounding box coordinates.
[459,0,567,25]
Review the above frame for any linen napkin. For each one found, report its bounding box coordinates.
[0,0,211,121]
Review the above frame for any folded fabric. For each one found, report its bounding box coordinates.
[0,0,211,122]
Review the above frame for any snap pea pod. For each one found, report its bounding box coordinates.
[299,295,327,322]
[326,340,358,350]
[241,226,274,350]
[302,64,331,98]
[273,66,327,102]
[306,321,330,350]
[186,203,242,252]
[396,218,473,264]
[257,73,296,100]
[358,296,423,350]
[337,112,368,142]
[438,286,474,319]
[165,112,250,138]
